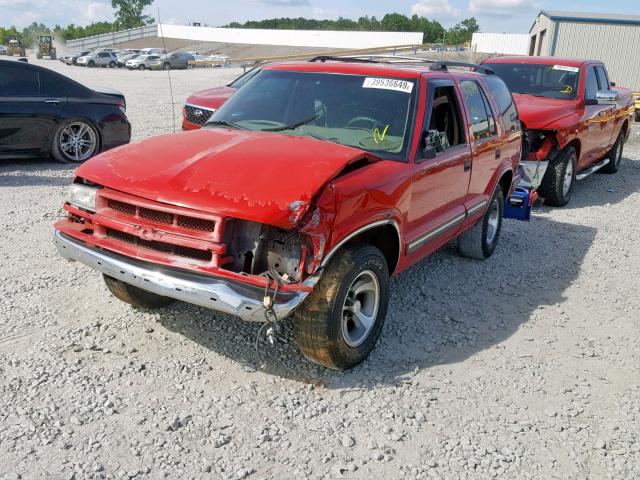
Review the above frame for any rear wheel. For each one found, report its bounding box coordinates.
[538,146,577,207]
[108,60,116,68]
[458,186,504,260]
[293,245,389,370]
[600,131,624,174]
[103,275,175,309]
[51,120,99,164]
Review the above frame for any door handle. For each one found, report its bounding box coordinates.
[44,99,60,103]
[495,149,501,160]
[463,159,472,171]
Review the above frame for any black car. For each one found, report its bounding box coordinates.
[0,59,131,163]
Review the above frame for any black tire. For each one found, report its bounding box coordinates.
[87,60,95,67]
[458,185,504,260]
[138,64,145,71]
[109,60,116,68]
[50,120,100,164]
[293,245,389,370]
[103,275,175,309]
[163,62,170,70]
[600,131,624,174]
[537,146,577,207]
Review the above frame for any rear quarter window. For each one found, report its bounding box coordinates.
[483,76,520,132]
[0,64,39,96]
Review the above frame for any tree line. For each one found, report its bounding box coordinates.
[0,0,153,45]
[226,14,480,45]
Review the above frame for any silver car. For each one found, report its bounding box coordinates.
[125,54,161,70]
[0,45,7,55]
[77,51,118,68]
[149,52,194,70]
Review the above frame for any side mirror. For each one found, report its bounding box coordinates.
[595,90,618,105]
[422,146,437,160]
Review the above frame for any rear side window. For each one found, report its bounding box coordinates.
[595,66,610,90]
[483,76,519,132]
[459,80,497,140]
[585,67,599,100]
[0,64,39,96]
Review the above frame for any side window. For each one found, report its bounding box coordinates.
[459,80,496,141]
[40,71,70,97]
[424,84,465,154]
[595,66,610,90]
[0,64,39,96]
[584,67,599,100]
[483,76,519,132]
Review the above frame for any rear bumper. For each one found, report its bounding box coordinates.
[54,230,309,322]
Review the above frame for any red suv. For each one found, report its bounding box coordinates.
[55,58,523,369]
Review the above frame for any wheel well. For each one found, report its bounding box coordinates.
[564,138,581,161]
[621,120,629,139]
[344,224,400,274]
[498,170,513,197]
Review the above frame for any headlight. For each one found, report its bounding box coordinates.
[67,184,98,212]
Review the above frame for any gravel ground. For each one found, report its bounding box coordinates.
[1,60,639,480]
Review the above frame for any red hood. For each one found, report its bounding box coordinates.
[186,86,236,110]
[513,93,577,130]
[78,129,374,228]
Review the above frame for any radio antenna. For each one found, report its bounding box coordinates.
[157,8,176,132]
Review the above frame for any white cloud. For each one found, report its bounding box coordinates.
[468,0,530,17]
[411,0,462,20]
[76,1,114,24]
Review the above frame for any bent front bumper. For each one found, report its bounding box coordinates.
[54,231,309,322]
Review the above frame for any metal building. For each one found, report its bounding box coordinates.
[471,33,529,55]
[529,10,640,90]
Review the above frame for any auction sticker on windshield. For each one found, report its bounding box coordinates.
[552,65,580,73]
[363,77,414,94]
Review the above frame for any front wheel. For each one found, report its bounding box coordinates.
[109,60,116,68]
[600,132,624,174]
[458,185,504,260]
[163,62,171,70]
[138,64,145,71]
[293,245,389,370]
[87,60,95,67]
[103,275,175,309]
[538,146,577,207]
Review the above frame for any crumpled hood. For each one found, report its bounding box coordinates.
[513,93,576,130]
[78,128,373,228]
[187,86,235,110]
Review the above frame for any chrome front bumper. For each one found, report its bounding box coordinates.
[54,231,309,322]
[518,160,549,190]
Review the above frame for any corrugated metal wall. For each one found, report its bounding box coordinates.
[553,21,640,90]
[471,33,529,55]
[529,15,556,56]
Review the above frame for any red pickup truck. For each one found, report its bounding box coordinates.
[483,57,634,206]
[55,58,522,369]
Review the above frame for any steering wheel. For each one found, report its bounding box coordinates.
[345,116,379,130]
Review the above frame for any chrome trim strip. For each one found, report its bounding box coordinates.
[185,103,217,113]
[406,212,466,254]
[467,199,489,217]
[320,219,402,271]
[54,231,307,322]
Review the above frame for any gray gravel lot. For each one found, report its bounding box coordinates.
[1,60,639,480]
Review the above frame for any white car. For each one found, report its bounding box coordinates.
[0,45,7,55]
[77,51,118,68]
[125,54,162,70]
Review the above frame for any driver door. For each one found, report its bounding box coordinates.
[406,79,472,258]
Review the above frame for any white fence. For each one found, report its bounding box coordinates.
[65,25,157,50]
[471,33,530,56]
[158,24,423,49]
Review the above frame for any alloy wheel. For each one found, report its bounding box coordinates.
[486,197,501,246]
[341,270,380,347]
[59,122,97,162]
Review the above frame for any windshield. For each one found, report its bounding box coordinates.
[208,70,417,158]
[487,63,580,100]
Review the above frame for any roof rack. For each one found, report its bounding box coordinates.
[429,61,494,75]
[308,56,494,75]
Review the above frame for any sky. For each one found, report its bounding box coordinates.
[1,0,638,34]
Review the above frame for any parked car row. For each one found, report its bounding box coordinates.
[60,47,193,70]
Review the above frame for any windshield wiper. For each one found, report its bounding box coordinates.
[261,113,319,132]
[205,120,247,130]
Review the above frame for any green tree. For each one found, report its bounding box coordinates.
[111,0,154,30]
[446,17,479,45]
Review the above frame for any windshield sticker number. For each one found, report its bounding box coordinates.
[552,65,580,73]
[363,77,414,94]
